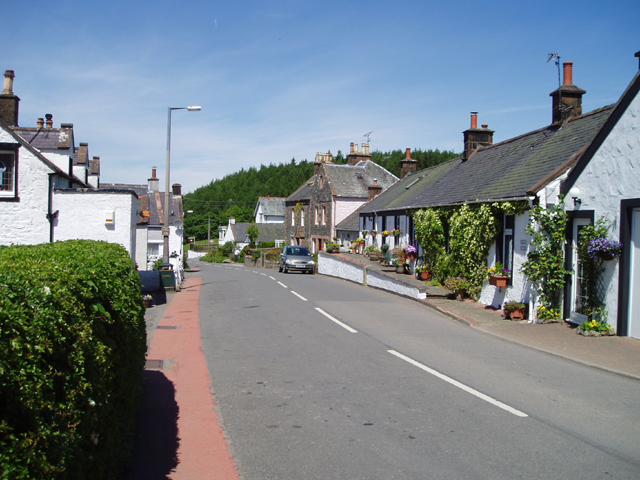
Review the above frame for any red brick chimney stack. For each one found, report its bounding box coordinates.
[550,61,585,124]
[400,147,418,178]
[463,112,494,161]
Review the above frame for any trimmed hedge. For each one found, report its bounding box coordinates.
[0,240,147,479]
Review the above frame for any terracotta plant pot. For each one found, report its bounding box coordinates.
[407,252,416,260]
[143,298,153,308]
[489,276,508,288]
[507,309,525,319]
[418,271,430,281]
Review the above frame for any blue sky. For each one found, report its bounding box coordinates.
[3,1,639,194]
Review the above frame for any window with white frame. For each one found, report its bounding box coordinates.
[315,207,319,225]
[0,151,16,195]
[322,206,326,225]
[291,208,295,226]
[301,208,305,226]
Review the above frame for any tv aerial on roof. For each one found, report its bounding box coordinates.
[364,131,373,144]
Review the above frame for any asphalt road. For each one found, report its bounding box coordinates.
[196,261,640,480]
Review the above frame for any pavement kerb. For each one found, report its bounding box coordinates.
[424,298,640,382]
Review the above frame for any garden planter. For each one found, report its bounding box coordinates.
[396,264,408,274]
[144,298,153,308]
[489,275,508,287]
[369,254,380,261]
[457,289,466,301]
[406,252,416,260]
[418,271,430,281]
[598,252,615,261]
[506,309,525,320]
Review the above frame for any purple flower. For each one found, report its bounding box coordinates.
[588,238,622,259]
[404,245,417,253]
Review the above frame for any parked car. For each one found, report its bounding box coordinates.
[279,246,315,274]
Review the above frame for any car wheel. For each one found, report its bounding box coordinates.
[278,264,282,273]
[283,266,288,274]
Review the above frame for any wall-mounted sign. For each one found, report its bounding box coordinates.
[141,210,151,218]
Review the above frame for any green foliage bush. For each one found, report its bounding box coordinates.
[258,241,276,248]
[0,240,147,479]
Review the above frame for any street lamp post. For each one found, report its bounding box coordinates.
[163,106,201,266]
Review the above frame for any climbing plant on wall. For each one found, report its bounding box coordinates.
[413,201,529,297]
[520,196,570,314]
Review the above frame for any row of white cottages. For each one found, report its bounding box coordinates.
[0,69,185,286]
[356,60,640,338]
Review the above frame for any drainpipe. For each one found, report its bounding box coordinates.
[46,174,59,242]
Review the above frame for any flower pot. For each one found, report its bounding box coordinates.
[598,252,615,261]
[506,308,525,320]
[396,264,407,274]
[359,241,365,246]
[457,289,466,301]
[406,252,416,260]
[418,271,430,281]
[370,254,379,261]
[489,275,508,287]
[144,298,153,308]
[371,232,377,237]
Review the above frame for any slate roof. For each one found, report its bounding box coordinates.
[361,105,614,214]
[255,196,286,216]
[232,223,285,243]
[12,126,74,151]
[287,160,398,203]
[324,161,397,198]
[287,179,314,202]
[100,183,183,226]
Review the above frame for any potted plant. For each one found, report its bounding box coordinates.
[588,238,623,261]
[391,246,407,272]
[444,276,470,301]
[366,244,381,261]
[415,264,430,281]
[361,230,369,238]
[371,230,378,237]
[381,230,390,238]
[404,245,417,260]
[503,301,527,319]
[488,262,510,287]
[143,294,153,308]
[392,229,402,237]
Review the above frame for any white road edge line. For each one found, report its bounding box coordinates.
[277,281,288,288]
[269,276,276,280]
[291,291,308,301]
[315,308,358,333]
[387,350,528,418]
[260,273,267,276]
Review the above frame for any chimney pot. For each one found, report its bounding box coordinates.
[406,148,411,159]
[172,183,182,196]
[350,142,354,154]
[152,166,157,179]
[470,112,478,129]
[563,62,573,85]
[37,118,44,128]
[481,124,488,129]
[2,70,15,95]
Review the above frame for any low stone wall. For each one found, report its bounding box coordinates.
[188,250,207,259]
[318,252,426,300]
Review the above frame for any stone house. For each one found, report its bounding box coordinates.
[285,143,397,253]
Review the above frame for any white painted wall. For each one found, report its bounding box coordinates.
[135,225,148,269]
[0,129,53,246]
[563,91,640,333]
[53,190,137,258]
[479,211,533,309]
[334,198,366,226]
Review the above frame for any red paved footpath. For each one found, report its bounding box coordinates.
[135,277,240,479]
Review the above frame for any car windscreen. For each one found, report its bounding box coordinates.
[287,247,311,256]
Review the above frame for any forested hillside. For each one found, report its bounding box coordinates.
[183,148,458,240]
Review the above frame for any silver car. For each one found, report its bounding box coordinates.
[279,246,315,274]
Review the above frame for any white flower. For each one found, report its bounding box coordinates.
[43,286,51,295]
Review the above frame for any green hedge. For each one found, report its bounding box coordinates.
[0,240,147,479]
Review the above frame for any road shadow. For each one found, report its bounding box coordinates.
[121,370,180,480]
